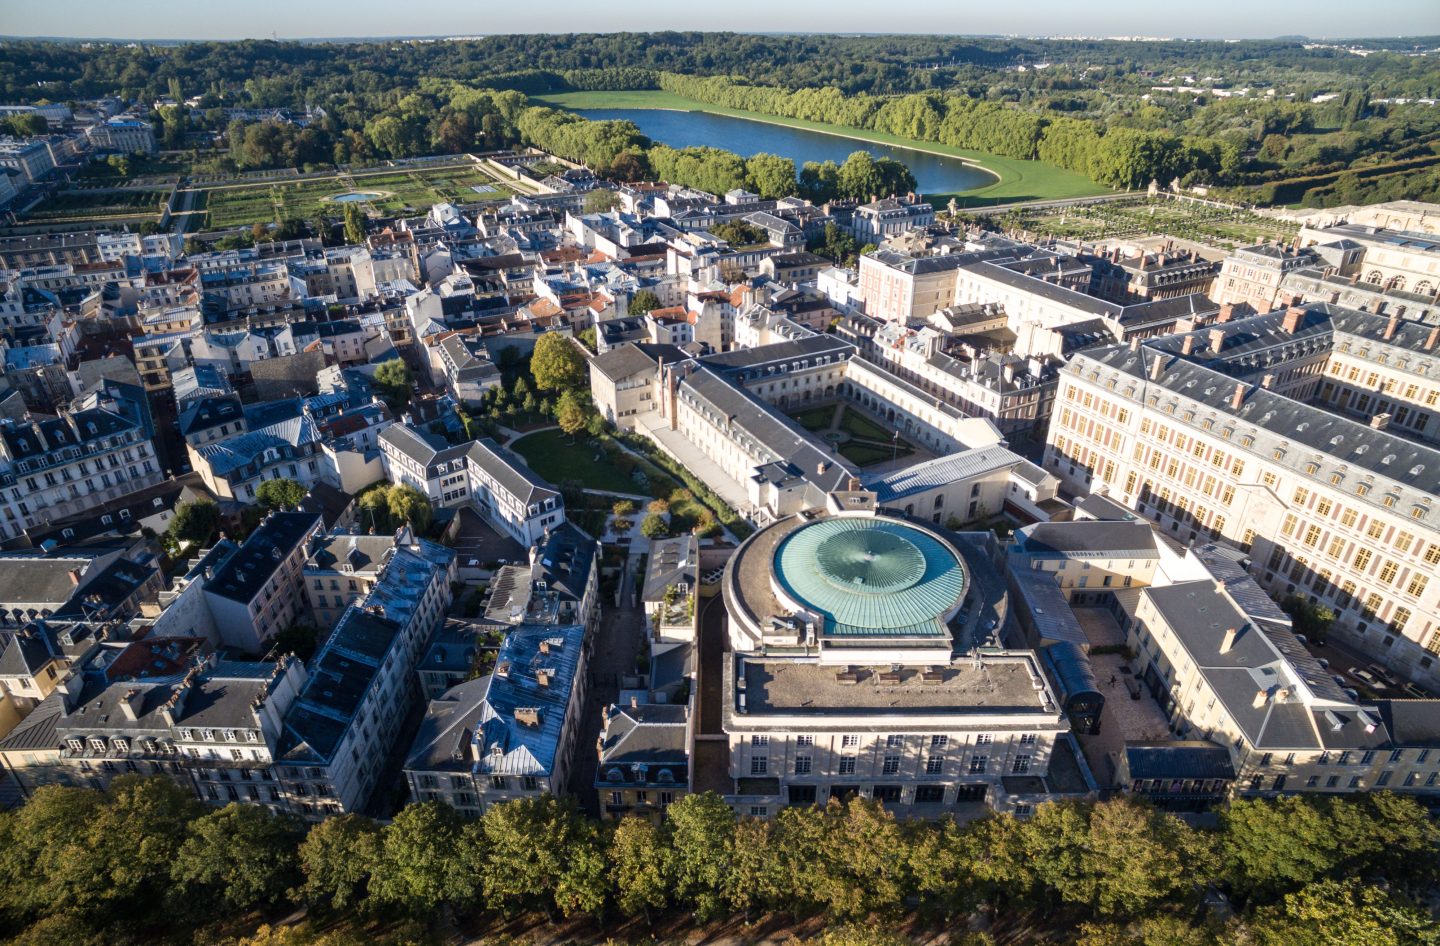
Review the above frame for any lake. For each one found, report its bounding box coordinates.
[576,107,995,195]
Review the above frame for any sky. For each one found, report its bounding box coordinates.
[1,0,1437,41]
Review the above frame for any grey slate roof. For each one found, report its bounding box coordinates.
[596,703,689,787]
[205,512,319,604]
[1019,520,1160,557]
[1123,741,1237,780]
[466,437,558,506]
[867,445,1020,503]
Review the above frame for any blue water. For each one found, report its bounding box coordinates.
[577,108,995,195]
[331,191,381,202]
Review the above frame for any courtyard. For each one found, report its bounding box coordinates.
[791,402,917,469]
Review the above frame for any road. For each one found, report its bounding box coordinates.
[567,551,648,815]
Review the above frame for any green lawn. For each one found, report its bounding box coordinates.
[792,406,835,431]
[202,164,513,228]
[840,441,912,467]
[992,195,1298,249]
[532,89,1108,205]
[509,429,676,498]
[838,408,894,442]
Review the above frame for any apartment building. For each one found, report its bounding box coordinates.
[0,409,163,542]
[275,535,455,817]
[201,512,323,653]
[1043,305,1440,688]
[301,532,400,627]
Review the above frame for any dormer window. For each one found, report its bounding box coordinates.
[67,738,84,752]
[89,738,107,752]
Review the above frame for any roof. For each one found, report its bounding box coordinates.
[205,512,319,604]
[1018,520,1160,557]
[404,677,489,773]
[1123,741,1237,780]
[642,535,698,603]
[868,445,1021,503]
[773,516,966,640]
[596,703,689,786]
[475,623,586,777]
[466,437,558,507]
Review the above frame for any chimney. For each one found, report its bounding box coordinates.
[1231,382,1246,410]
[629,694,639,710]
[536,668,552,688]
[1426,326,1440,352]
[119,688,141,721]
[1252,688,1270,709]
[514,706,540,727]
[1149,355,1164,380]
[1256,299,1272,314]
[68,568,81,586]
[1281,305,1306,333]
[1217,303,1235,323]
[1181,335,1197,356]
[1220,626,1239,653]
[1384,312,1401,341]
[1209,328,1226,354]
[1371,413,1391,431]
[1128,337,1140,352]
[1261,373,1276,390]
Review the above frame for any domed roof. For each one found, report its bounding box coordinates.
[773,516,966,639]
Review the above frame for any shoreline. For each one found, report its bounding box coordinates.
[561,98,1005,191]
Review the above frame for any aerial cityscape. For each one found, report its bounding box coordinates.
[0,7,1437,946]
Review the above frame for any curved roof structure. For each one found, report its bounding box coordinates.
[773,516,966,640]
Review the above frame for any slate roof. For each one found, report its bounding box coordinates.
[475,623,586,777]
[596,703,689,787]
[1123,741,1237,780]
[404,676,489,773]
[1018,520,1160,557]
[205,512,319,604]
[178,394,245,438]
[642,535,698,604]
[868,445,1021,503]
[466,437,558,506]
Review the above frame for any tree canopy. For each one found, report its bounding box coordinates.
[530,332,587,392]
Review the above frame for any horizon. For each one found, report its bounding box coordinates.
[1,0,1437,43]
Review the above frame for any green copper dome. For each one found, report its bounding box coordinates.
[774,517,966,639]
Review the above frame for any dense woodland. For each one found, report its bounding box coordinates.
[2,34,1439,204]
[0,777,1435,946]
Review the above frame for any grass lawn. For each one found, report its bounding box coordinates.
[202,163,513,228]
[992,195,1298,249]
[532,90,1108,205]
[837,407,894,442]
[792,406,835,431]
[839,441,912,467]
[510,429,677,498]
[22,188,167,223]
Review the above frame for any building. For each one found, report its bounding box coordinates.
[1043,303,1440,688]
[1117,741,1237,811]
[201,512,323,653]
[851,197,935,246]
[0,410,164,543]
[404,622,587,816]
[596,701,691,821]
[301,532,400,628]
[86,118,157,155]
[0,138,56,183]
[1211,243,1320,310]
[718,504,1077,817]
[275,535,455,817]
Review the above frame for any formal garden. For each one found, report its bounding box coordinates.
[985,195,1300,249]
[792,402,916,468]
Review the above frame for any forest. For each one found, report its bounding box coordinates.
[0,777,1435,946]
[2,34,1439,204]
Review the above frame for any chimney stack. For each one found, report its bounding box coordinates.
[1149,354,1164,380]
[1231,382,1246,410]
[1252,688,1270,709]
[1371,413,1391,431]
[1208,328,1227,354]
[1216,303,1235,323]
[1384,312,1401,341]
[1256,299,1273,314]
[1281,305,1306,333]
[1426,326,1440,352]
[1221,627,1239,653]
[68,568,81,586]
[1261,373,1276,390]
[1181,335,1197,356]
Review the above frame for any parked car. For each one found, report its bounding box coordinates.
[1349,667,1382,688]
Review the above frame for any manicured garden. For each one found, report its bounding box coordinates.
[990,195,1299,248]
[508,428,675,498]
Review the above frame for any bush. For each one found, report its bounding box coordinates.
[640,514,669,539]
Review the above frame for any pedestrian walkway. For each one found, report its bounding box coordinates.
[637,415,753,515]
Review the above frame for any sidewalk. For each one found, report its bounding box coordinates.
[636,415,753,516]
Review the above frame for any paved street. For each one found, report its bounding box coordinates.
[567,553,648,815]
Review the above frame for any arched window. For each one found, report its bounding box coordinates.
[1366,270,1384,285]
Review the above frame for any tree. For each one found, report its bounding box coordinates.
[367,802,476,915]
[342,202,367,245]
[255,477,308,511]
[172,804,305,913]
[745,151,798,198]
[1249,878,1438,946]
[1220,795,1344,899]
[641,513,669,539]
[373,357,411,411]
[612,499,637,518]
[610,816,673,920]
[577,326,598,352]
[530,332,586,392]
[167,498,220,544]
[556,389,587,437]
[1280,594,1336,643]
[585,412,607,439]
[296,814,382,912]
[627,289,662,316]
[583,188,622,213]
[667,792,735,920]
[386,484,432,534]
[479,796,609,921]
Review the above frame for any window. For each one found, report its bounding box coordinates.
[915,785,945,804]
[882,755,901,775]
[1012,755,1032,774]
[930,735,949,749]
[925,755,943,775]
[750,806,768,817]
[841,734,859,748]
[975,733,992,745]
[750,735,769,747]
[796,735,814,747]
[1407,574,1429,598]
[794,755,812,775]
[522,776,539,791]
[969,756,988,774]
[886,735,904,748]
[490,776,506,790]
[838,756,856,775]
[750,757,768,775]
